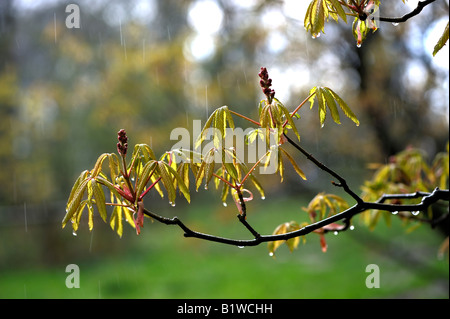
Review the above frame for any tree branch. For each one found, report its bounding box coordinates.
[367,188,449,212]
[379,0,437,24]
[137,131,448,248]
[141,182,448,247]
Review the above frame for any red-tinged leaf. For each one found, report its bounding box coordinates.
[133,201,145,235]
[320,234,328,253]
[322,222,346,231]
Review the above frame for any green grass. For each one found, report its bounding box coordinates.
[0,195,448,298]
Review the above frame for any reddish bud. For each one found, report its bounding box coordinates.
[258,67,275,102]
[117,129,128,156]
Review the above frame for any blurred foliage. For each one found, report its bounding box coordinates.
[361,142,449,230]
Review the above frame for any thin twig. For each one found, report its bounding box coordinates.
[283,133,364,204]
[229,110,261,126]
[283,92,315,128]
[379,0,437,23]
[141,187,448,247]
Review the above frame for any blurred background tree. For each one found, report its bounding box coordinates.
[0,0,448,298]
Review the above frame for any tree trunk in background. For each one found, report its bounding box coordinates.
[0,0,18,204]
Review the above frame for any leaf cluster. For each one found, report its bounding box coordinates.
[268,193,350,256]
[304,0,448,51]
[308,86,359,127]
[62,144,191,237]
[304,0,348,38]
[63,67,362,239]
[361,143,449,229]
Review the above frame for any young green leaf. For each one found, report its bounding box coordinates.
[278,147,285,182]
[304,193,349,221]
[63,177,90,228]
[130,144,157,176]
[135,160,157,199]
[305,0,326,37]
[309,86,359,126]
[91,179,107,223]
[433,22,449,57]
[221,180,230,204]
[87,200,94,231]
[66,170,89,208]
[163,162,191,203]
[321,87,340,124]
[109,204,123,236]
[109,196,130,237]
[274,98,300,140]
[268,223,287,256]
[246,128,264,145]
[195,159,206,191]
[248,174,265,200]
[327,87,359,126]
[285,223,301,252]
[327,0,347,23]
[157,161,177,205]
[195,106,234,150]
[91,153,109,178]
[224,147,242,180]
[177,162,191,192]
[316,87,327,126]
[70,199,88,233]
[268,221,305,256]
[203,149,216,190]
[108,153,120,182]
[279,148,307,180]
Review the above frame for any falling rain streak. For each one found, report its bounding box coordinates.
[54,12,57,43]
[24,203,27,232]
[89,229,94,252]
[142,39,146,62]
[119,19,127,61]
[205,85,208,119]
[119,19,123,45]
